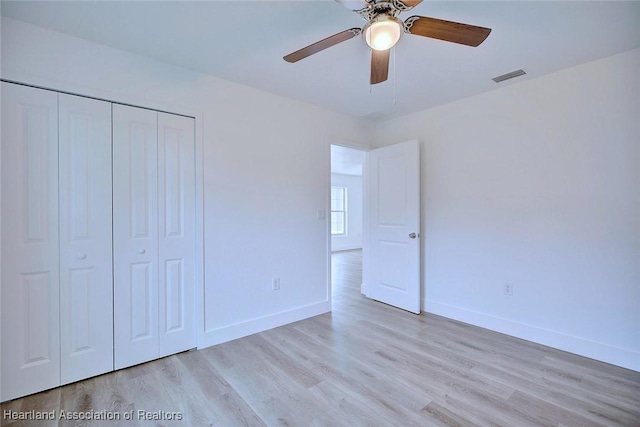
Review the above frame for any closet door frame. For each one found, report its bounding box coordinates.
[1,80,204,400]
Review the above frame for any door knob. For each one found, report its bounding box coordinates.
[138,248,146,254]
[409,232,417,239]
[76,253,87,260]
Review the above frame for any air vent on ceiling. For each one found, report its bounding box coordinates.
[492,69,527,83]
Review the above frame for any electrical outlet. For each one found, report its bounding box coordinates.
[503,282,513,296]
[272,277,281,291]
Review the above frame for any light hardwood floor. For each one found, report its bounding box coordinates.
[2,249,639,426]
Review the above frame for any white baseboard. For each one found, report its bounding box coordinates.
[424,299,640,372]
[331,244,362,252]
[198,300,331,349]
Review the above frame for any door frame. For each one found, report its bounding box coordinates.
[327,139,422,312]
[328,141,370,307]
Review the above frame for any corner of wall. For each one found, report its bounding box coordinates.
[198,300,331,349]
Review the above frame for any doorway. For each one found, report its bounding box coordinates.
[330,144,366,300]
[329,140,422,314]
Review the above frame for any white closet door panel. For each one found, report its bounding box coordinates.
[113,104,159,370]
[157,113,196,357]
[58,94,113,384]
[1,83,60,401]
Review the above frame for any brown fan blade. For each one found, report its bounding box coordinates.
[284,28,361,63]
[401,0,423,8]
[370,49,390,85]
[334,0,371,11]
[405,16,491,47]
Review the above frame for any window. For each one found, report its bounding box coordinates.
[331,186,347,235]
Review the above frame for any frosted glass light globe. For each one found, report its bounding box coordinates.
[364,17,403,51]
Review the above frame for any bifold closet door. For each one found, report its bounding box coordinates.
[1,83,60,401]
[58,94,113,384]
[113,106,196,369]
[113,105,159,370]
[157,112,196,358]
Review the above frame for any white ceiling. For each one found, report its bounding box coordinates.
[2,1,640,120]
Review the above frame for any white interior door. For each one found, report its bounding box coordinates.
[1,83,61,400]
[59,94,113,384]
[157,112,196,357]
[113,104,159,370]
[367,140,421,314]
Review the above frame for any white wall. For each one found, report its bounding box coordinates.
[1,17,372,348]
[373,48,640,371]
[331,173,363,251]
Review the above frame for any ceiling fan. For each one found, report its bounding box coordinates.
[283,0,491,84]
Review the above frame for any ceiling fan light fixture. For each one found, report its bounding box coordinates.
[364,15,403,51]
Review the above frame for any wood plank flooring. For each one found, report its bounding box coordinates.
[2,249,639,426]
